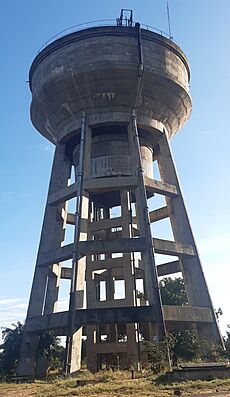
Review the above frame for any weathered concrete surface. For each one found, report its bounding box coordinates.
[38,237,148,267]
[25,306,158,333]
[157,133,224,346]
[25,305,214,333]
[163,305,213,323]
[37,236,194,267]
[29,26,192,143]
[73,133,153,179]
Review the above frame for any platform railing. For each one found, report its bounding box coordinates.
[37,19,173,53]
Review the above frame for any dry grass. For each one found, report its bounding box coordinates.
[0,370,230,397]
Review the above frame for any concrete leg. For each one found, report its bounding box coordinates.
[120,189,140,368]
[157,132,223,345]
[18,143,71,376]
[127,118,167,343]
[86,326,98,372]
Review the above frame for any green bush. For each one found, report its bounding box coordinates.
[144,340,170,373]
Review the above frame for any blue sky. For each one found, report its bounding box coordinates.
[0,0,229,339]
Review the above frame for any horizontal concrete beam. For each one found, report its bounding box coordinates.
[144,176,178,197]
[25,305,214,334]
[63,259,181,279]
[26,306,157,333]
[157,260,181,276]
[79,238,147,256]
[153,238,194,256]
[163,305,213,323]
[92,342,128,354]
[48,182,78,206]
[39,243,74,266]
[76,305,157,326]
[84,176,138,193]
[149,206,169,223]
[26,311,69,333]
[39,237,193,266]
[39,237,148,266]
[68,215,138,233]
[88,217,122,232]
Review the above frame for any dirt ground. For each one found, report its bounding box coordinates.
[1,387,230,397]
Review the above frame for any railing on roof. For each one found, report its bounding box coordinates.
[37,19,173,53]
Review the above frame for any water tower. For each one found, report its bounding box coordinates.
[18,11,223,376]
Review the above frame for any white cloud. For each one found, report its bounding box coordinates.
[0,297,27,343]
[0,297,25,306]
[202,130,211,135]
[0,192,14,201]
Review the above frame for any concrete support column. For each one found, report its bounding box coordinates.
[120,189,139,369]
[157,132,223,344]
[86,326,98,371]
[68,125,91,373]
[127,116,166,342]
[18,143,71,376]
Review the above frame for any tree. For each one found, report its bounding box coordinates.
[0,322,65,376]
[145,329,200,372]
[37,331,65,372]
[145,340,170,373]
[224,325,230,360]
[159,277,188,306]
[199,339,223,362]
[0,322,24,375]
[169,330,200,366]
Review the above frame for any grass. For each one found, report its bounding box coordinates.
[1,370,230,397]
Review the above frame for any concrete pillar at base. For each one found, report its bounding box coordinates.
[17,143,71,377]
[86,325,98,372]
[69,328,83,373]
[17,333,39,377]
[126,323,140,369]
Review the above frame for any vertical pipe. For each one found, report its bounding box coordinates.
[65,111,86,374]
[134,23,144,109]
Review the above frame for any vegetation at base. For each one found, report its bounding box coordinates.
[169,329,200,366]
[146,277,230,371]
[0,322,64,376]
[0,322,24,375]
[144,339,170,373]
[144,328,228,372]
[1,371,230,397]
[225,325,230,359]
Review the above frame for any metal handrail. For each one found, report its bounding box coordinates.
[37,19,173,53]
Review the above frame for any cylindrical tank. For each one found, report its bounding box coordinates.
[73,133,153,179]
[29,25,192,144]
